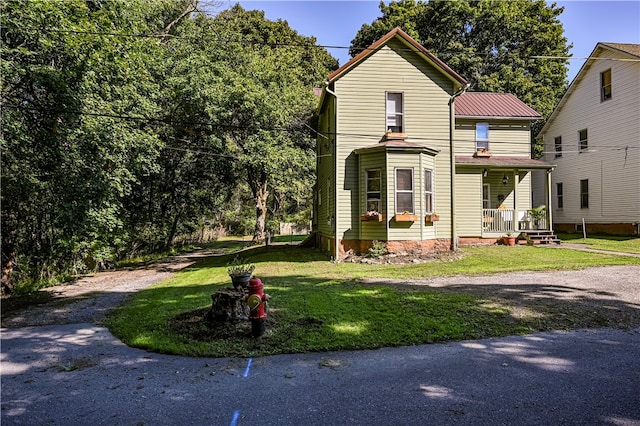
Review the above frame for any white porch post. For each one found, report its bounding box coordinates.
[546,170,553,231]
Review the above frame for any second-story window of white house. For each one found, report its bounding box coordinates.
[395,168,414,213]
[475,123,489,151]
[601,68,612,101]
[578,129,588,153]
[386,92,404,133]
[424,169,434,214]
[554,136,562,158]
[366,169,381,214]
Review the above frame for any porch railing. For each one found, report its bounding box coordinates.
[482,209,548,233]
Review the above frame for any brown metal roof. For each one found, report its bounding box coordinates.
[326,27,467,86]
[456,155,554,170]
[355,138,439,155]
[600,42,640,58]
[455,92,541,119]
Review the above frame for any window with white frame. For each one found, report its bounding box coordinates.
[424,169,434,214]
[386,92,404,133]
[556,182,563,209]
[395,168,414,213]
[601,68,612,101]
[580,179,589,208]
[475,123,489,151]
[578,129,588,153]
[482,184,490,209]
[554,136,562,158]
[366,169,381,213]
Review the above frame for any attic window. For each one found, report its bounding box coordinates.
[386,92,404,133]
[601,69,612,102]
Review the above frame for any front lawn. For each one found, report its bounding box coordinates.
[557,233,640,254]
[106,245,640,357]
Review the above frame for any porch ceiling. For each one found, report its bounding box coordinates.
[455,155,555,170]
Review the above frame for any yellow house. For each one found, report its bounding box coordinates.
[314,28,555,259]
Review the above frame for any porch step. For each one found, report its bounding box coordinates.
[518,230,561,245]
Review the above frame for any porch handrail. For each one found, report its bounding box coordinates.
[482,208,514,233]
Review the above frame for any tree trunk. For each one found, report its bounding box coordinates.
[1,242,16,294]
[253,182,268,244]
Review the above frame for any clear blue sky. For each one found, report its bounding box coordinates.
[229,0,640,82]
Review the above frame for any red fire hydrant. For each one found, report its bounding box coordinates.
[246,277,269,337]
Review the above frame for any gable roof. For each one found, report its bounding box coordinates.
[538,42,640,136]
[326,27,468,87]
[455,92,541,119]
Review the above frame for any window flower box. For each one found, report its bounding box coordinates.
[394,212,418,222]
[361,212,383,222]
[425,213,440,222]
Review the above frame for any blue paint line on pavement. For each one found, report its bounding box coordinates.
[230,409,240,426]
[243,358,253,378]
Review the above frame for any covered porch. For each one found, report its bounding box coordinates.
[456,155,556,237]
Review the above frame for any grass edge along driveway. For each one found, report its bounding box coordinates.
[106,244,640,357]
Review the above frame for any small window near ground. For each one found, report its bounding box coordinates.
[554,136,562,158]
[580,179,589,208]
[395,168,414,213]
[386,92,403,133]
[366,169,381,213]
[601,68,612,101]
[578,129,588,153]
[476,123,489,151]
[424,169,434,214]
[556,182,563,209]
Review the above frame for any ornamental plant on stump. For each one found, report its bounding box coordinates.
[227,256,255,291]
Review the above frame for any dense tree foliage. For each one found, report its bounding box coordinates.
[1,1,336,292]
[350,0,571,151]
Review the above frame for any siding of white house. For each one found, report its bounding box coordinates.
[538,45,640,230]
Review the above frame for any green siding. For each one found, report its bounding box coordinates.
[456,169,483,236]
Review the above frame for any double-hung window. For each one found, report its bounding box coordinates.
[475,123,489,151]
[601,69,612,101]
[424,169,434,214]
[556,182,563,209]
[482,184,490,209]
[580,179,589,208]
[366,169,381,213]
[554,136,562,158]
[578,129,588,153]
[395,168,414,213]
[386,92,404,133]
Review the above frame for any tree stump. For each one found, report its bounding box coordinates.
[207,288,247,322]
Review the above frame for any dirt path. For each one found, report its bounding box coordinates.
[0,249,218,328]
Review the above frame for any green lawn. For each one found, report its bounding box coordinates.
[557,233,640,254]
[107,244,640,357]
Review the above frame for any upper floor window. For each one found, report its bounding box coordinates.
[395,168,414,213]
[556,182,564,209]
[386,92,404,133]
[424,169,434,214]
[578,129,588,153]
[475,123,489,151]
[580,179,589,208]
[366,169,381,213]
[554,136,562,158]
[601,69,612,101]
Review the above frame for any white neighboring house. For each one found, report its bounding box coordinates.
[534,42,640,236]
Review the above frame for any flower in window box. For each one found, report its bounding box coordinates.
[425,212,440,222]
[361,211,383,222]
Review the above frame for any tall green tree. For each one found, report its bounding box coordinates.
[350,0,570,152]
[197,5,337,243]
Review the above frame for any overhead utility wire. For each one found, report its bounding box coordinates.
[26,28,640,62]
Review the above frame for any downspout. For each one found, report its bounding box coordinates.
[448,83,470,251]
[325,82,339,261]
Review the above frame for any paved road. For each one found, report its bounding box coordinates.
[2,323,640,425]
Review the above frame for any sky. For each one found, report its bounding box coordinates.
[228,0,640,82]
